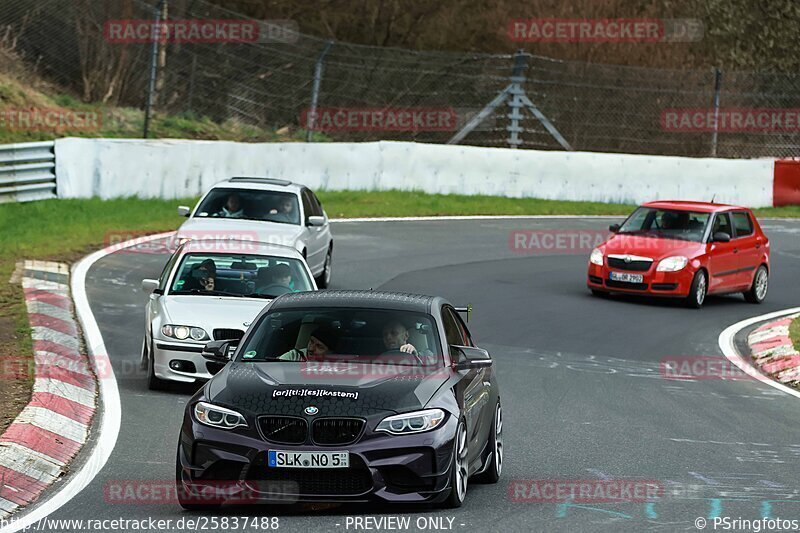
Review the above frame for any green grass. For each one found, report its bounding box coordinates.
[790,316,800,354]
[317,191,636,218]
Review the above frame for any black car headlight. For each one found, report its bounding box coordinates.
[161,324,209,341]
[376,409,446,435]
[194,402,248,429]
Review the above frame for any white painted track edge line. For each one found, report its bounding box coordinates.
[0,231,175,533]
[329,215,800,223]
[718,307,800,401]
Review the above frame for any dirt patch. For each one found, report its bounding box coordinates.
[0,315,32,435]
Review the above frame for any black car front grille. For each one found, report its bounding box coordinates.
[607,257,652,272]
[246,454,372,496]
[312,418,365,446]
[652,283,678,291]
[258,416,308,444]
[214,329,245,341]
[605,279,648,291]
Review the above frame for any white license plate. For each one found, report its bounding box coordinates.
[268,450,349,469]
[609,271,644,283]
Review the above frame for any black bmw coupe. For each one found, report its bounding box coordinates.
[176,290,502,509]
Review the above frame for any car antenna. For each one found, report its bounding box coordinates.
[710,194,716,204]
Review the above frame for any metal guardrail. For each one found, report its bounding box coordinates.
[0,141,57,203]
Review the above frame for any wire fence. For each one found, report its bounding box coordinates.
[1,0,799,158]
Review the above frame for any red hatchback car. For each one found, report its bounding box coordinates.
[587,201,770,308]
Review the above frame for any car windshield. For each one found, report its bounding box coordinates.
[618,207,710,242]
[236,308,443,367]
[194,188,300,225]
[169,253,313,298]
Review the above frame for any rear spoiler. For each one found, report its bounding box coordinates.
[454,305,473,322]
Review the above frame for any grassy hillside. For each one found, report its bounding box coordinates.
[0,65,323,144]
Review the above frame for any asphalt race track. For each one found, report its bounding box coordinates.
[36,217,800,532]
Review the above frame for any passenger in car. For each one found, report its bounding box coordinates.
[184,259,217,292]
[278,326,339,361]
[268,196,297,223]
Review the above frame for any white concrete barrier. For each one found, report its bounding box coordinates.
[54,138,778,207]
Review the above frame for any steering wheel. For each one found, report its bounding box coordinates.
[256,284,292,297]
[382,348,425,366]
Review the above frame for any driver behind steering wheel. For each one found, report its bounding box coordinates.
[256,263,295,296]
[381,320,433,360]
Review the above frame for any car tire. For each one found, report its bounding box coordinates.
[685,270,707,309]
[475,402,503,484]
[443,420,468,508]
[147,336,170,391]
[316,246,333,289]
[744,265,768,304]
[176,449,222,511]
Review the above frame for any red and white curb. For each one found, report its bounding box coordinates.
[719,307,800,401]
[0,261,97,519]
[748,313,800,387]
[0,232,175,533]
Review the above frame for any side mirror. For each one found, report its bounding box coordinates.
[450,345,493,370]
[202,340,238,363]
[141,279,160,293]
[307,215,325,227]
[177,206,191,217]
[609,224,621,233]
[712,231,731,243]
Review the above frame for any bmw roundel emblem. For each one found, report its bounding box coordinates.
[304,406,319,416]
[624,255,632,263]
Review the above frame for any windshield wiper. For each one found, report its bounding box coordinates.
[176,289,242,297]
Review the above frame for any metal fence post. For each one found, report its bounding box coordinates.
[710,67,722,157]
[186,53,197,115]
[143,0,166,139]
[306,40,334,142]
[506,51,528,148]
